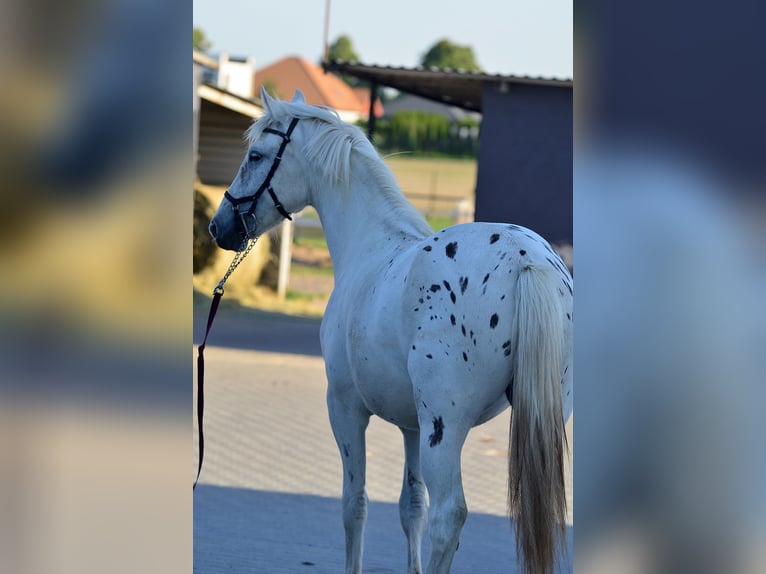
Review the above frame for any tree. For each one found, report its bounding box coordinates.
[326,35,363,86]
[327,34,360,63]
[193,27,212,52]
[420,39,481,72]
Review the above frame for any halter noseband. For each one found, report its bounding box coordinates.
[224,117,300,239]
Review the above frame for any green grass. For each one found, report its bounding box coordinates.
[384,156,477,201]
[426,215,455,231]
[285,289,328,303]
[293,234,328,250]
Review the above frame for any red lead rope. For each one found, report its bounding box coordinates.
[194,290,223,490]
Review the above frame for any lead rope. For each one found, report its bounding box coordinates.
[194,238,257,490]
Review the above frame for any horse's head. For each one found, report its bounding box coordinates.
[209,89,312,251]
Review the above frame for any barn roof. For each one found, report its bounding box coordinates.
[323,60,572,113]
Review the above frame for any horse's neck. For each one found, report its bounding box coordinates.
[311,155,430,277]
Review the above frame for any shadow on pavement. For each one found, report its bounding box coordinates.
[194,485,573,573]
[194,291,323,357]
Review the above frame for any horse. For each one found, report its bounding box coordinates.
[209,88,573,574]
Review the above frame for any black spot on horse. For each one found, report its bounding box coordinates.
[459,276,468,294]
[482,273,490,284]
[462,352,468,362]
[519,249,526,256]
[423,245,432,252]
[461,324,466,336]
[443,280,452,291]
[434,236,440,241]
[567,313,571,320]
[342,443,350,457]
[490,233,500,244]
[445,242,458,259]
[426,354,433,359]
[430,284,441,292]
[429,417,444,447]
[450,292,457,304]
[490,313,499,328]
[412,345,416,350]
[450,314,456,325]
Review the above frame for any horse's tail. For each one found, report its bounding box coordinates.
[508,264,568,574]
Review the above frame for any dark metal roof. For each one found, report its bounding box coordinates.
[322,60,572,113]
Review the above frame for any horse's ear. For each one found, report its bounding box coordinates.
[292,89,306,104]
[260,85,276,115]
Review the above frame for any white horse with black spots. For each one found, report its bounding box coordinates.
[209,89,573,574]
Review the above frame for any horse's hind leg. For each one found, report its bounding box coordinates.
[399,427,427,574]
[328,389,370,574]
[418,414,470,574]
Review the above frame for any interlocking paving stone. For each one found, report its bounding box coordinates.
[194,346,573,573]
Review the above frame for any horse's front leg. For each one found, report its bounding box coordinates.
[327,385,371,574]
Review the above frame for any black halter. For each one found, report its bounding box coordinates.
[224,117,300,238]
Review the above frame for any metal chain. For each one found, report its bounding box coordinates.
[213,238,257,295]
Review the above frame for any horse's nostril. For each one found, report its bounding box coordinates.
[209,221,217,238]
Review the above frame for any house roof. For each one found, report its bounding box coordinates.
[382,94,481,123]
[323,60,572,113]
[254,56,383,117]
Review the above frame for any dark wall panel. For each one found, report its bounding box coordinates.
[474,84,572,244]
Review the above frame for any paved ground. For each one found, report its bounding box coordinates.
[194,305,573,573]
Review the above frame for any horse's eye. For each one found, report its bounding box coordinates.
[249,151,263,162]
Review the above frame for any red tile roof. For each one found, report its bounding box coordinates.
[254,56,383,118]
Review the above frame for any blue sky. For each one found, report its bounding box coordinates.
[193,0,572,78]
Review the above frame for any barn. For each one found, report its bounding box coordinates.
[323,61,573,248]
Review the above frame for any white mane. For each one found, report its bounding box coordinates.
[247,98,432,236]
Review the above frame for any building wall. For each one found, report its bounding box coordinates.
[474,83,572,244]
[197,99,252,186]
[218,55,256,99]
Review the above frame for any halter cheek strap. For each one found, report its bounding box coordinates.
[224,117,300,236]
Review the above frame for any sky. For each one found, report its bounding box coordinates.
[193,0,572,78]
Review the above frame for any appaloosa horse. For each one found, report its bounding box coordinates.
[209,89,573,574]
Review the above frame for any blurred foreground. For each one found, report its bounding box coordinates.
[575,2,766,572]
[0,0,190,572]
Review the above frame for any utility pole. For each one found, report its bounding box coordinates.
[323,0,331,61]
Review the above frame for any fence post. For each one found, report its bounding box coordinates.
[277,219,294,300]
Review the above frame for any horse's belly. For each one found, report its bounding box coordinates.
[352,358,420,429]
